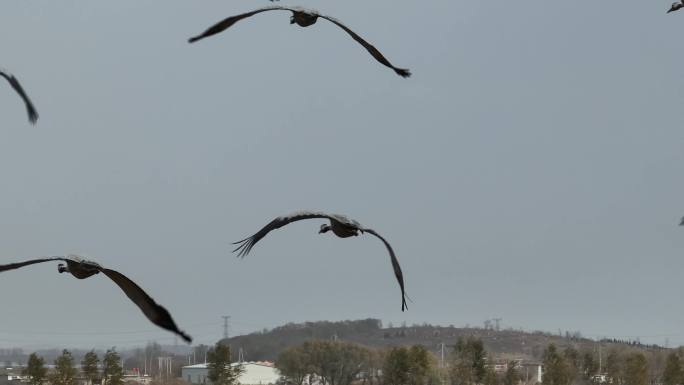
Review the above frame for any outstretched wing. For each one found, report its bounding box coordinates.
[188,6,296,43]
[363,229,408,311]
[233,210,334,257]
[0,70,39,124]
[318,15,411,78]
[99,268,192,343]
[0,257,64,273]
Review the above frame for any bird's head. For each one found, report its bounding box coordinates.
[57,263,68,274]
[290,15,296,24]
[319,224,331,234]
[668,2,680,12]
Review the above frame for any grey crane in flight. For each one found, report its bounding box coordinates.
[668,1,684,13]
[233,210,408,311]
[188,6,411,78]
[1,69,39,124]
[0,255,192,343]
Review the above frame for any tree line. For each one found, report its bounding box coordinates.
[274,338,523,385]
[274,338,676,385]
[22,349,123,385]
[15,338,676,385]
[540,343,659,385]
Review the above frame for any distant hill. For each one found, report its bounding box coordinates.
[220,319,667,362]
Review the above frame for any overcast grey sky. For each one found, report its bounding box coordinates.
[1,0,684,350]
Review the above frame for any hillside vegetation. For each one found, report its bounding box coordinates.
[219,319,666,362]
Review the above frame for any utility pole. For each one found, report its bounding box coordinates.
[223,315,231,339]
[598,341,602,374]
[439,343,446,385]
[440,343,445,368]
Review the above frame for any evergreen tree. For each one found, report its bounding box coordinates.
[22,353,47,385]
[562,346,579,383]
[662,352,682,385]
[208,343,244,385]
[81,350,100,385]
[50,350,77,385]
[605,349,622,385]
[581,351,597,378]
[542,344,570,385]
[449,337,487,385]
[623,353,648,385]
[102,348,124,385]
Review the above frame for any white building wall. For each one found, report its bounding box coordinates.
[537,365,542,383]
[182,366,209,385]
[181,363,280,385]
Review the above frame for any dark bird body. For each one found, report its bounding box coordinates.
[0,255,192,343]
[1,69,39,124]
[291,11,318,27]
[188,6,411,78]
[668,1,684,13]
[233,210,408,311]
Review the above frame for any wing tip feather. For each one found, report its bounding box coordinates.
[28,111,39,124]
[232,238,254,258]
[179,330,193,344]
[395,68,411,78]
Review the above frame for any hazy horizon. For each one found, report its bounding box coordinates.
[0,317,671,352]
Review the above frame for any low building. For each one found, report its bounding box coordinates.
[591,374,609,384]
[122,374,152,384]
[487,359,542,384]
[181,362,280,385]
